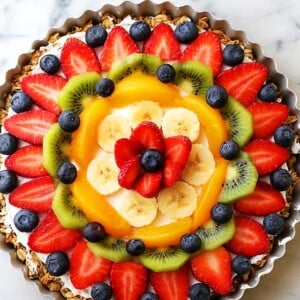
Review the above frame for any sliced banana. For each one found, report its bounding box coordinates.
[157,181,197,219]
[118,190,158,227]
[87,156,120,195]
[98,113,131,152]
[161,107,200,142]
[181,144,215,186]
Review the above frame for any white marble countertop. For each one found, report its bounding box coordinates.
[0,0,300,299]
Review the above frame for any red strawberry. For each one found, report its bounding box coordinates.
[143,23,181,60]
[150,264,189,300]
[28,211,82,253]
[244,140,289,175]
[5,145,48,177]
[163,159,182,187]
[191,247,232,295]
[100,26,139,71]
[9,176,55,212]
[118,156,141,189]
[110,261,148,300]
[70,241,111,289]
[226,216,270,257]
[135,171,163,198]
[180,31,222,76]
[234,180,286,216]
[21,74,67,115]
[4,110,57,144]
[216,62,268,107]
[248,102,289,139]
[60,38,101,78]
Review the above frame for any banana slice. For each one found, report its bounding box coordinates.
[157,181,197,219]
[128,100,164,128]
[181,144,215,186]
[162,107,200,142]
[118,190,158,227]
[87,156,120,195]
[98,113,131,152]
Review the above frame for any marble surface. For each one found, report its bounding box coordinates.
[0,0,300,299]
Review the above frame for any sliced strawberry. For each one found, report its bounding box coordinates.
[143,23,181,60]
[180,31,222,76]
[191,247,232,295]
[226,216,270,257]
[118,156,141,189]
[5,145,48,177]
[234,181,286,216]
[163,159,182,187]
[60,38,101,78]
[150,264,189,300]
[28,211,82,253]
[100,26,139,71]
[244,140,289,175]
[4,110,57,144]
[216,62,268,107]
[110,261,148,300]
[248,102,289,139]
[135,171,163,198]
[21,74,67,115]
[70,241,111,289]
[9,176,55,212]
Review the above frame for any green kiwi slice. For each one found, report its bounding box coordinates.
[43,123,71,177]
[139,247,190,272]
[58,72,101,114]
[221,96,253,147]
[173,61,213,96]
[52,182,88,229]
[219,151,258,203]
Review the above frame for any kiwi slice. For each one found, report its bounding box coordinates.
[52,182,88,229]
[219,151,258,203]
[43,123,71,177]
[58,72,101,114]
[221,96,253,147]
[139,247,190,272]
[173,61,213,96]
[107,53,162,83]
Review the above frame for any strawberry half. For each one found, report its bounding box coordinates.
[4,110,57,144]
[21,74,67,115]
[226,216,270,257]
[9,176,55,212]
[118,156,141,189]
[135,171,163,198]
[180,31,222,76]
[163,159,182,187]
[143,22,181,60]
[110,261,148,300]
[190,247,232,296]
[100,26,139,71]
[60,38,101,78]
[216,62,268,107]
[70,241,111,289]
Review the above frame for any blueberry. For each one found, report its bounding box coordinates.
[222,44,245,67]
[263,213,285,235]
[0,133,18,155]
[140,292,159,300]
[258,83,277,102]
[46,251,70,276]
[57,162,77,184]
[219,140,240,160]
[180,233,201,253]
[85,25,108,47]
[140,149,164,172]
[10,91,33,113]
[189,282,210,300]
[58,110,80,132]
[0,169,18,193]
[129,20,151,42]
[205,85,228,108]
[156,64,176,83]
[274,125,295,147]
[96,78,115,97]
[231,255,251,275]
[270,168,292,191]
[91,282,113,300]
[13,209,39,232]
[83,222,107,243]
[211,203,233,224]
[126,238,146,256]
[174,21,198,44]
[40,54,60,74]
